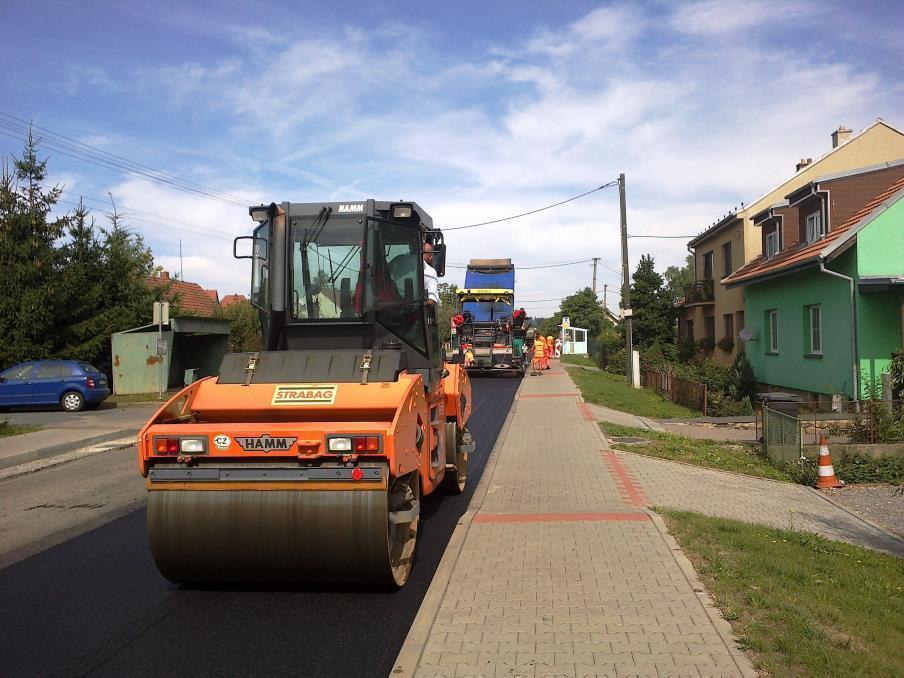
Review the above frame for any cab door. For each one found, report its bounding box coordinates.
[0,363,35,406]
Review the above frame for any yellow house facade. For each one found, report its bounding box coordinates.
[678,120,904,366]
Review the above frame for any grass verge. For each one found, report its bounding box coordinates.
[560,354,598,368]
[0,421,39,438]
[601,422,791,481]
[660,509,904,677]
[566,366,699,418]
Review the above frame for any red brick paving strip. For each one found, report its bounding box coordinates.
[603,451,648,506]
[474,511,650,523]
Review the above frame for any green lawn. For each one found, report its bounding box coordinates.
[560,354,598,368]
[661,509,904,677]
[602,422,791,481]
[566,365,699,418]
[0,421,39,438]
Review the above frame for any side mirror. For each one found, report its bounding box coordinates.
[432,242,446,278]
[233,236,255,259]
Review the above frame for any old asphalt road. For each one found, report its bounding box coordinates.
[0,377,520,678]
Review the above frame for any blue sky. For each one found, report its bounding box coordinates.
[2,0,902,317]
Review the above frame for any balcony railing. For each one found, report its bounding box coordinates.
[682,279,715,304]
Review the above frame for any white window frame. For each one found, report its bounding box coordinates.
[765,231,779,259]
[768,310,778,353]
[805,211,824,243]
[809,305,822,354]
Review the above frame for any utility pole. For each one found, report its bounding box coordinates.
[591,257,600,298]
[603,284,608,315]
[619,173,634,386]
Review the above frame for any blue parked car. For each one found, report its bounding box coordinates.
[0,360,111,412]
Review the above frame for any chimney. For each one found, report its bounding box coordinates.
[796,157,813,172]
[831,125,853,148]
[159,270,170,281]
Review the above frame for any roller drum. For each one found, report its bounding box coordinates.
[148,483,409,586]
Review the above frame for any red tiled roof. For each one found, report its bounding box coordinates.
[723,175,904,286]
[146,271,220,317]
[220,294,248,308]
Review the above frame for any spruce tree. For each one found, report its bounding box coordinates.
[630,254,675,349]
[0,132,68,366]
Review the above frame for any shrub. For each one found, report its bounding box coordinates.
[698,337,716,352]
[677,336,696,363]
[717,336,735,352]
[727,352,758,403]
[606,348,627,375]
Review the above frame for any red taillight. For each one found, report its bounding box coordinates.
[351,467,364,481]
[352,435,380,453]
[86,378,96,389]
[154,437,179,455]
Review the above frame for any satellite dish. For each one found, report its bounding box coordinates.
[738,327,754,342]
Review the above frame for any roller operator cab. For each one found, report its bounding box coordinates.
[138,200,474,587]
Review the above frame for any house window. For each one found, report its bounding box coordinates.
[723,313,734,341]
[805,211,824,243]
[765,231,779,259]
[767,310,778,353]
[721,242,732,277]
[703,251,714,280]
[685,319,694,341]
[705,316,715,341]
[807,305,822,354]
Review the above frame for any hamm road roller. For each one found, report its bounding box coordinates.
[138,200,474,587]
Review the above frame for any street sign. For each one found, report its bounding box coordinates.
[562,316,570,330]
[153,301,170,325]
[157,338,168,355]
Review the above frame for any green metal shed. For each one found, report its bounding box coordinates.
[111,316,231,395]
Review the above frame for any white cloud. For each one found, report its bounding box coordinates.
[670,0,816,35]
[28,3,901,315]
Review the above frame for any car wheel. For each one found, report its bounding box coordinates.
[61,391,85,412]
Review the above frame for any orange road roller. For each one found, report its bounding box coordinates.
[138,200,474,587]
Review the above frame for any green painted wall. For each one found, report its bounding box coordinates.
[856,195,904,390]
[745,266,853,397]
[857,195,904,276]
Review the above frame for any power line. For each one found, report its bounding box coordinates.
[444,180,617,231]
[0,112,257,207]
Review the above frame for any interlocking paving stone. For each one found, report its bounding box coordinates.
[409,368,754,677]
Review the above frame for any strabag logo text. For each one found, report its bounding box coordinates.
[272,384,338,406]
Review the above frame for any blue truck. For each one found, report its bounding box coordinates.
[453,259,527,376]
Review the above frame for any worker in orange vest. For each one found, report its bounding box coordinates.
[533,335,546,374]
[545,335,554,369]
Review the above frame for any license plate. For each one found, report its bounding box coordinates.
[474,348,491,356]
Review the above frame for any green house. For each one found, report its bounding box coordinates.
[724,164,904,401]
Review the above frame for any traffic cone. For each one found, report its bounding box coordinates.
[815,435,844,489]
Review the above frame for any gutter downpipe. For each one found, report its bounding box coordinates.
[818,258,859,404]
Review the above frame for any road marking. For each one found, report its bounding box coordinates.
[474,511,649,523]
[0,437,136,481]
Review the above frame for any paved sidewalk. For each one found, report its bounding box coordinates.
[0,404,155,470]
[395,365,756,677]
[617,452,904,557]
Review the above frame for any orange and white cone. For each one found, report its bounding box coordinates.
[815,435,844,489]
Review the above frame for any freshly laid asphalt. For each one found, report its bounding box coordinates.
[0,377,520,678]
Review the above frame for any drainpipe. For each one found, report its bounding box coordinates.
[818,258,859,403]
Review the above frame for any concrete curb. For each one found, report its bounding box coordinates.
[391,379,524,677]
[643,508,759,678]
[0,429,138,471]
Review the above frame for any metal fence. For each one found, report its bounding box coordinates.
[640,368,708,414]
[761,405,802,463]
[798,399,904,445]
